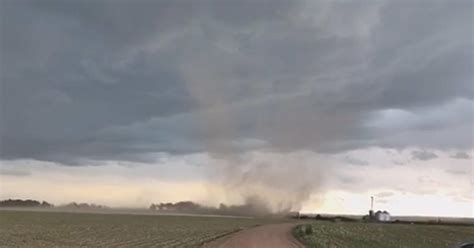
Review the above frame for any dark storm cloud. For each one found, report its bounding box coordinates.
[342,156,369,166]
[1,0,473,163]
[0,168,31,177]
[450,152,471,160]
[411,150,438,161]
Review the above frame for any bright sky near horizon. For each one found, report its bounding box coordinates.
[0,0,473,217]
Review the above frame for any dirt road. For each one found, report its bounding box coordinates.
[203,223,305,248]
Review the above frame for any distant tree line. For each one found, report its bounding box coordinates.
[0,199,54,208]
[150,201,201,212]
[149,200,276,217]
[0,199,109,209]
[57,202,109,210]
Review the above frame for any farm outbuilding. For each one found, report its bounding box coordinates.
[367,196,391,222]
[374,210,391,222]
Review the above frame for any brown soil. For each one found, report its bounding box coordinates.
[203,223,305,248]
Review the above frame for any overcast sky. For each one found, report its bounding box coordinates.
[1,0,473,217]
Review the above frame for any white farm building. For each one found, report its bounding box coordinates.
[374,210,391,222]
[367,196,391,222]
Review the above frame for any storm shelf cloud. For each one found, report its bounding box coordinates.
[411,150,438,161]
[450,151,471,160]
[0,0,473,215]
[1,0,473,163]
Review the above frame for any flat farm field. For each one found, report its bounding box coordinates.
[294,221,474,248]
[0,210,280,248]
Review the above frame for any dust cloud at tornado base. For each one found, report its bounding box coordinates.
[182,65,334,214]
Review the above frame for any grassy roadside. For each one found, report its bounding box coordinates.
[293,224,313,247]
[292,221,474,248]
